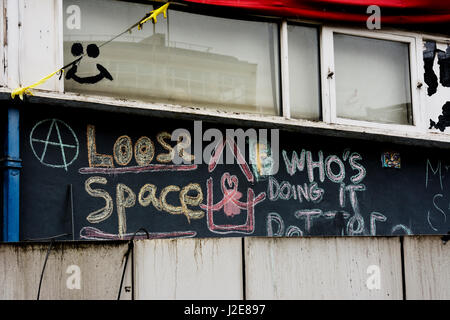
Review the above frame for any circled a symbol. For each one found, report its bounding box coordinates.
[30,119,79,171]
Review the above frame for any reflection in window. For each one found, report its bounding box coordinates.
[334,34,412,125]
[63,0,280,116]
[288,24,321,120]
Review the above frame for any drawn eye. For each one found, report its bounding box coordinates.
[87,44,100,58]
[71,43,83,56]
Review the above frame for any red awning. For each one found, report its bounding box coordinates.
[182,0,450,25]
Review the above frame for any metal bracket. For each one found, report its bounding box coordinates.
[0,157,23,169]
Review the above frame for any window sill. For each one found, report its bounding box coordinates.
[2,88,450,149]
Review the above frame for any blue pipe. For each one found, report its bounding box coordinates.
[2,106,21,242]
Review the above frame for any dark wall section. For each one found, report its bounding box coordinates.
[18,101,450,241]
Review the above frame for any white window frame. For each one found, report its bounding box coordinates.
[320,26,422,133]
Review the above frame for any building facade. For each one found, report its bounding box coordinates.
[0,0,449,300]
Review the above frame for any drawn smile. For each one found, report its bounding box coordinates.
[65,43,113,84]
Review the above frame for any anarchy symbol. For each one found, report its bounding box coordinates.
[29,119,79,171]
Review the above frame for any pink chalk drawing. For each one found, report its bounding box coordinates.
[208,136,254,183]
[200,173,266,234]
[80,226,196,240]
[200,136,266,234]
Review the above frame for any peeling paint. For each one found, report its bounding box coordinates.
[429,101,450,132]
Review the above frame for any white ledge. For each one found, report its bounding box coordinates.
[2,88,450,149]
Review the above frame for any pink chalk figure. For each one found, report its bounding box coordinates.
[201,136,266,234]
[223,190,243,217]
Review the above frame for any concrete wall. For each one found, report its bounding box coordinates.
[0,236,448,299]
[0,241,131,299]
[244,237,403,300]
[404,236,450,299]
[134,238,243,300]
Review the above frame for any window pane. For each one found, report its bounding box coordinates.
[288,24,320,120]
[334,34,412,125]
[63,0,280,116]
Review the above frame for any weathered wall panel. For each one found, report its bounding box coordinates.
[0,241,131,300]
[134,238,243,300]
[245,237,403,300]
[20,0,63,92]
[404,236,450,300]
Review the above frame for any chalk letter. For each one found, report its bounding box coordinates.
[282,150,305,176]
[113,135,133,166]
[267,212,284,236]
[180,183,204,222]
[138,184,161,211]
[87,125,114,168]
[306,151,325,183]
[134,136,154,166]
[116,183,136,238]
[85,176,113,224]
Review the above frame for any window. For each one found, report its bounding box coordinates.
[63,0,280,116]
[287,23,321,120]
[62,1,428,132]
[321,28,418,127]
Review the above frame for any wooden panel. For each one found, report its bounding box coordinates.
[20,0,63,92]
[134,238,243,299]
[404,236,450,299]
[245,237,403,299]
[0,242,131,300]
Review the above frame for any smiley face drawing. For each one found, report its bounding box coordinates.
[66,43,113,84]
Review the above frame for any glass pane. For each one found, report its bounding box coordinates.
[63,0,280,116]
[288,24,320,120]
[334,34,412,125]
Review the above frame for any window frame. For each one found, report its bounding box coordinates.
[320,26,422,132]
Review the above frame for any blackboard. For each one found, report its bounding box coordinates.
[19,102,450,240]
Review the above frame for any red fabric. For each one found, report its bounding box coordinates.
[183,0,450,25]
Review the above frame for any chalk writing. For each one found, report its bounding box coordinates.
[295,209,322,232]
[370,212,387,236]
[116,183,136,238]
[84,177,204,238]
[201,173,265,234]
[249,138,275,182]
[79,164,197,174]
[84,176,113,224]
[80,226,196,240]
[425,159,449,232]
[266,212,304,237]
[134,136,155,166]
[87,125,114,168]
[113,135,133,166]
[391,224,412,235]
[30,119,79,171]
[25,113,450,240]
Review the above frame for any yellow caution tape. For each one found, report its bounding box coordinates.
[138,2,170,29]
[11,69,63,100]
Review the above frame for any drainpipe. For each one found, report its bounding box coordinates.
[2,106,21,242]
